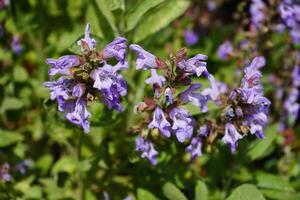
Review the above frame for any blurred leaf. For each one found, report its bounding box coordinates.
[51,157,77,174]
[256,172,294,192]
[0,97,24,112]
[86,5,104,38]
[247,124,278,161]
[95,0,118,35]
[126,0,165,32]
[137,188,158,200]
[226,184,265,200]
[36,154,53,175]
[195,180,208,200]
[260,189,300,200]
[162,182,188,200]
[13,66,28,82]
[108,0,125,11]
[0,130,24,147]
[133,0,190,42]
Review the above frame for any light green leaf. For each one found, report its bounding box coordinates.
[195,180,208,200]
[247,124,278,161]
[108,0,125,11]
[133,0,190,42]
[0,97,24,112]
[95,0,118,35]
[0,130,24,147]
[226,184,265,200]
[256,172,295,192]
[51,157,77,174]
[260,189,300,200]
[137,188,158,200]
[162,182,188,200]
[126,0,165,31]
[13,66,28,82]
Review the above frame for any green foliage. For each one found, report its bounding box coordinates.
[226,184,266,200]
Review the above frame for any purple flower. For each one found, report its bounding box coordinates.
[186,137,202,159]
[222,123,243,152]
[11,36,23,55]
[279,0,300,43]
[148,107,171,138]
[0,0,9,9]
[16,160,30,175]
[72,83,86,98]
[0,163,11,182]
[198,124,210,137]
[201,74,220,102]
[180,84,209,112]
[136,136,158,165]
[217,41,233,60]
[177,54,208,77]
[65,98,91,133]
[164,87,173,105]
[292,65,300,87]
[46,55,80,77]
[77,23,96,51]
[284,88,299,120]
[129,44,157,70]
[145,69,166,87]
[169,108,194,142]
[250,0,266,29]
[43,77,72,101]
[103,37,127,63]
[184,29,199,46]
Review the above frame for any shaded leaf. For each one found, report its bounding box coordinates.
[256,172,295,192]
[0,130,24,147]
[137,188,158,200]
[226,184,265,200]
[133,0,190,42]
[126,0,165,31]
[162,182,188,200]
[195,180,208,200]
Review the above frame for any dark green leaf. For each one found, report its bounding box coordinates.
[162,182,188,200]
[133,0,190,42]
[226,184,265,200]
[0,130,24,147]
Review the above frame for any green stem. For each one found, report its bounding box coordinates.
[77,131,84,200]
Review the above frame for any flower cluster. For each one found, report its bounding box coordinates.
[250,0,266,30]
[130,45,220,163]
[222,56,271,151]
[44,24,127,133]
[279,0,300,43]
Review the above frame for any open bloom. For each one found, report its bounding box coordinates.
[180,84,209,112]
[169,108,194,142]
[222,123,243,152]
[136,136,158,165]
[129,44,157,70]
[148,107,171,138]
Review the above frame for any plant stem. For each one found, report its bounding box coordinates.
[77,131,84,200]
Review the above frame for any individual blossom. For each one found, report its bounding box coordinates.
[279,0,300,43]
[0,163,11,182]
[11,35,23,55]
[169,108,194,142]
[148,107,171,138]
[217,41,233,60]
[222,123,243,152]
[129,44,157,70]
[145,69,166,88]
[186,136,202,159]
[16,160,30,175]
[184,29,199,46]
[180,84,209,112]
[44,23,128,132]
[135,136,158,165]
[250,0,266,29]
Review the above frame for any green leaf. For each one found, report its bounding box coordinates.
[162,182,188,200]
[95,0,118,35]
[0,130,24,147]
[137,188,158,200]
[195,180,208,200]
[13,66,28,82]
[51,157,77,174]
[260,189,300,200]
[256,172,295,192]
[108,0,125,11]
[126,0,165,31]
[133,0,190,42]
[226,184,265,200]
[0,97,24,112]
[247,124,278,161]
